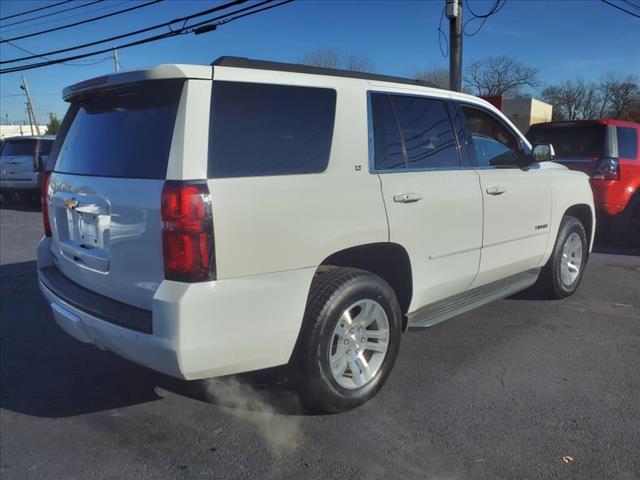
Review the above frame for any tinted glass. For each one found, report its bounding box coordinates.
[1,140,35,156]
[209,81,336,178]
[391,95,459,169]
[526,124,606,158]
[461,106,521,167]
[39,140,53,155]
[54,80,183,178]
[617,127,637,159]
[370,93,406,170]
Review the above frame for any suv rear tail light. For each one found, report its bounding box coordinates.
[41,171,52,237]
[33,142,40,171]
[161,181,215,282]
[592,157,620,180]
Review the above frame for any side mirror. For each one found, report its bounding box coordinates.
[531,143,555,162]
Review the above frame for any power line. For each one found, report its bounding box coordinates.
[463,0,506,36]
[1,0,104,29]
[0,0,294,74]
[2,37,112,67]
[0,0,164,43]
[601,0,640,18]
[0,0,73,22]
[622,0,640,8]
[1,1,128,34]
[1,0,248,65]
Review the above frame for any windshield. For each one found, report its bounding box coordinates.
[1,140,35,157]
[53,79,183,179]
[527,124,607,158]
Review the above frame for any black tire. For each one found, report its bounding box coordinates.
[625,196,640,248]
[535,215,588,299]
[293,267,402,413]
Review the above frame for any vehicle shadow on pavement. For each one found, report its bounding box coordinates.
[0,196,41,212]
[0,260,305,418]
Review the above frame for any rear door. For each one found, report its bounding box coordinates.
[370,92,483,309]
[0,139,36,180]
[455,102,551,287]
[47,79,185,310]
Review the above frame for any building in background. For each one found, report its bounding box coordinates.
[502,97,553,134]
[479,95,553,135]
[1,125,48,139]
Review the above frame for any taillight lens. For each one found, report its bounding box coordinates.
[592,157,620,180]
[41,171,52,237]
[161,181,215,282]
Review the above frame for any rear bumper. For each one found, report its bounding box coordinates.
[0,172,41,192]
[37,237,315,380]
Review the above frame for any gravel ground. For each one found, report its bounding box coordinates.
[1,200,639,480]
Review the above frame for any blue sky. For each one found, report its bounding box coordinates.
[1,0,639,124]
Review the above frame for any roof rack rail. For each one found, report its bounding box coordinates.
[211,56,441,90]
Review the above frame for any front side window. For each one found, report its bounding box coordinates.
[460,105,523,167]
[617,127,638,159]
[208,81,336,178]
[370,93,460,171]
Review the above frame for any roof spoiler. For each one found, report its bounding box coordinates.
[62,64,212,101]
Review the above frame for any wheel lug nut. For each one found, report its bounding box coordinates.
[347,349,351,355]
[361,337,365,342]
[344,339,348,345]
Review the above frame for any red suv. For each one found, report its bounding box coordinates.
[527,119,640,247]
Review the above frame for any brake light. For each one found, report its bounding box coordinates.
[592,157,619,180]
[33,142,40,171]
[161,181,215,282]
[41,171,52,237]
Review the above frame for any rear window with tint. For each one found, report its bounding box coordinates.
[208,81,336,178]
[527,124,606,158]
[53,80,183,179]
[617,127,638,159]
[1,140,35,156]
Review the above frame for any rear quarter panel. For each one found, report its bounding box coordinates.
[206,67,389,280]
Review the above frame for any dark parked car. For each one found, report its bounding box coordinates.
[0,135,55,202]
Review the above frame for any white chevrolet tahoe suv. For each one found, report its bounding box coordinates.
[38,57,595,412]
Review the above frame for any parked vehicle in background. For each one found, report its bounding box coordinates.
[527,120,640,247]
[0,135,55,202]
[38,58,595,412]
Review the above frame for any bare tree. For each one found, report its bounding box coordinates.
[601,73,640,119]
[413,67,449,89]
[301,48,341,69]
[465,55,541,97]
[300,49,375,72]
[543,74,640,121]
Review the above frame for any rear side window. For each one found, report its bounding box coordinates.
[617,127,638,159]
[370,94,406,170]
[392,95,459,169]
[1,140,35,156]
[527,124,606,158]
[208,81,336,178]
[370,93,460,171]
[54,80,183,179]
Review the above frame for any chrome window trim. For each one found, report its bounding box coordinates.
[367,90,464,175]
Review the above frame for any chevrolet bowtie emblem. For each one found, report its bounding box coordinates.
[64,198,79,210]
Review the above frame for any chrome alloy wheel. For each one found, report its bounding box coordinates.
[328,299,390,390]
[560,232,583,287]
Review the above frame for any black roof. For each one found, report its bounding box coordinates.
[212,56,441,90]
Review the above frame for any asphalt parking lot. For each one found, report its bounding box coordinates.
[1,201,639,480]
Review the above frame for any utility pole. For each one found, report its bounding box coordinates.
[25,104,34,135]
[20,76,41,135]
[113,47,120,72]
[446,0,463,92]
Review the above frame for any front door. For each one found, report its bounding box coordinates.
[454,103,551,287]
[369,92,483,311]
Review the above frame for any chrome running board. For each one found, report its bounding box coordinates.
[407,269,540,330]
